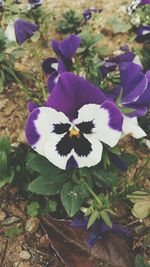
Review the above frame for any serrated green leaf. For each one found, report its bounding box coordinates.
[93,170,119,188]
[61,181,89,217]
[107,16,131,33]
[135,254,149,267]
[27,201,40,217]
[0,168,14,188]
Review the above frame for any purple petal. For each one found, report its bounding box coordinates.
[70,217,87,228]
[136,25,150,42]
[140,0,150,4]
[47,71,59,93]
[42,57,58,74]
[83,8,102,21]
[46,72,106,121]
[25,108,40,146]
[14,19,39,45]
[58,58,68,74]
[27,101,39,113]
[119,62,148,104]
[111,52,135,63]
[66,156,78,170]
[109,153,127,171]
[59,34,81,59]
[101,101,123,131]
[51,39,60,55]
[125,107,148,117]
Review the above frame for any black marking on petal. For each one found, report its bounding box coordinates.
[56,133,92,157]
[76,121,95,134]
[53,123,71,134]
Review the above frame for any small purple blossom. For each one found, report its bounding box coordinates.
[83,8,102,21]
[25,72,123,170]
[42,34,81,92]
[136,25,150,42]
[71,216,129,247]
[28,0,43,8]
[5,19,39,45]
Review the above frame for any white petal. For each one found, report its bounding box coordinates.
[73,138,103,168]
[74,103,121,147]
[5,22,16,42]
[123,116,147,139]
[33,107,70,156]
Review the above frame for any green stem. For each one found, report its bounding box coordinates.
[40,73,47,102]
[81,178,103,207]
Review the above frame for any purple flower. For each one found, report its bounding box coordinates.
[100,52,136,78]
[83,8,102,21]
[107,62,148,138]
[25,73,123,170]
[28,0,43,8]
[140,0,150,4]
[5,19,39,45]
[42,34,81,92]
[71,216,129,247]
[136,25,150,42]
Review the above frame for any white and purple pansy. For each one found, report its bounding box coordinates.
[42,34,81,93]
[127,0,150,15]
[5,19,39,45]
[25,73,123,170]
[136,25,150,42]
[28,0,43,8]
[107,62,149,138]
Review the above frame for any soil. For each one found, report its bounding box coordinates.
[0,0,149,266]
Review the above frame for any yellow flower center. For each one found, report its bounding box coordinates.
[69,128,80,137]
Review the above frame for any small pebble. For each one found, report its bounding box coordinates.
[40,235,50,247]
[25,217,39,234]
[0,210,6,222]
[19,250,31,261]
[18,262,30,267]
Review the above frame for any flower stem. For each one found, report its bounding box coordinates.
[81,178,103,207]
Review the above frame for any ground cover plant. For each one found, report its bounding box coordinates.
[0,0,150,266]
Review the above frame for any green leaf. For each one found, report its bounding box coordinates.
[26,153,62,175]
[121,154,138,167]
[4,226,23,238]
[0,151,7,171]
[0,136,11,154]
[93,170,119,188]
[87,210,99,229]
[0,168,14,189]
[27,201,40,217]
[135,254,149,267]
[28,174,64,196]
[47,200,57,213]
[61,181,89,217]
[100,210,112,228]
[107,16,131,33]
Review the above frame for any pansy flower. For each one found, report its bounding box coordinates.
[71,216,129,247]
[107,62,149,138]
[5,19,39,45]
[127,0,150,15]
[28,0,43,8]
[136,25,150,42]
[25,73,123,170]
[42,34,81,93]
[83,8,102,21]
[100,51,136,78]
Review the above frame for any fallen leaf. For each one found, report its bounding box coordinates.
[41,216,134,267]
